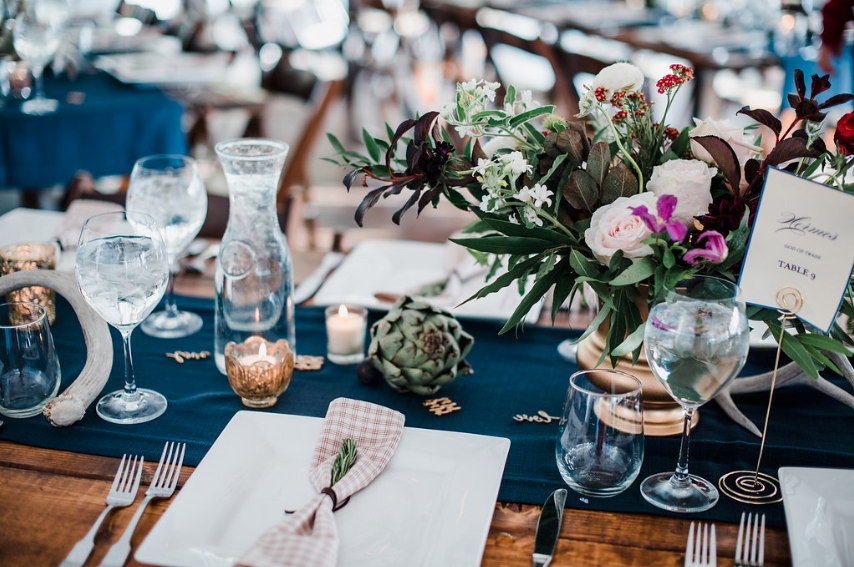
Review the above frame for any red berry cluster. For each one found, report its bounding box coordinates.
[664,127,680,141]
[610,90,628,107]
[655,64,695,94]
[594,87,608,102]
[613,110,629,122]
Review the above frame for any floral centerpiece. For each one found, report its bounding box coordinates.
[328,63,854,379]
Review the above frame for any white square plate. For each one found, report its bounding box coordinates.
[312,239,543,322]
[779,467,854,567]
[136,411,511,567]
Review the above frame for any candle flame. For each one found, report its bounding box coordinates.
[259,342,267,357]
[338,304,349,317]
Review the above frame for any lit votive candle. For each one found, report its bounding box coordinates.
[224,336,294,408]
[0,242,58,325]
[325,304,367,365]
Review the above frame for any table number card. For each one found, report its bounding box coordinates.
[738,167,854,332]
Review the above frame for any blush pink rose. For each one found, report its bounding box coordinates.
[584,192,657,265]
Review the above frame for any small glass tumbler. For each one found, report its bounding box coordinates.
[0,242,58,324]
[556,369,644,497]
[325,304,367,364]
[0,301,61,418]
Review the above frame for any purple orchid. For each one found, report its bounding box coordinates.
[629,194,687,242]
[683,230,728,265]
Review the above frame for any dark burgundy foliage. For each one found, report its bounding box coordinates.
[345,112,459,227]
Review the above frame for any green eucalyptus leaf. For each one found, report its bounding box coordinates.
[451,236,555,255]
[796,333,852,355]
[499,258,563,333]
[363,128,381,162]
[508,105,555,130]
[611,324,645,357]
[609,257,655,286]
[524,122,546,145]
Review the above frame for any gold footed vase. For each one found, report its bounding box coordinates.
[575,320,698,437]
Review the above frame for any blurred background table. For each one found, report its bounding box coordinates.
[0,71,186,197]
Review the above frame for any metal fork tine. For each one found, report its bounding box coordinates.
[685,521,695,567]
[111,454,128,492]
[151,441,171,486]
[750,513,759,565]
[129,456,143,494]
[736,512,746,564]
[699,523,707,565]
[758,514,766,566]
[166,443,186,491]
[710,524,716,566]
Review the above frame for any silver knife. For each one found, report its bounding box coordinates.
[292,251,344,305]
[533,488,567,567]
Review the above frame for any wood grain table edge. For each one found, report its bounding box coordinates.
[0,439,792,567]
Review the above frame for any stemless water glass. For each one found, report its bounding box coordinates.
[641,276,750,513]
[75,211,170,424]
[12,0,69,115]
[556,369,644,497]
[126,155,208,338]
[0,301,61,418]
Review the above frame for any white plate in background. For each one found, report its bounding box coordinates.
[779,467,854,567]
[136,411,510,567]
[312,239,543,322]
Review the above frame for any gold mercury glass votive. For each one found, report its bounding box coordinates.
[224,336,294,408]
[0,242,57,325]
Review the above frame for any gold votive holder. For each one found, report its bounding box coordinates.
[0,242,57,325]
[224,336,294,408]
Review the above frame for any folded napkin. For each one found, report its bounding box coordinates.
[238,398,406,567]
[55,199,124,250]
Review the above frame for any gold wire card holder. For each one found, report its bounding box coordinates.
[718,286,805,505]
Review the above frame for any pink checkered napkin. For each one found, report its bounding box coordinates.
[238,398,405,567]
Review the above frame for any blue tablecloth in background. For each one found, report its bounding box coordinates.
[0,71,187,188]
[2,296,853,528]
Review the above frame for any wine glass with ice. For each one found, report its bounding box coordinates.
[640,275,750,513]
[126,155,208,338]
[75,211,170,424]
[12,0,69,115]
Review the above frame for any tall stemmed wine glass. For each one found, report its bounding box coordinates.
[126,155,208,338]
[641,276,750,513]
[75,211,170,424]
[12,0,69,115]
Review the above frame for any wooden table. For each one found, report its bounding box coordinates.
[0,256,794,567]
[0,441,793,566]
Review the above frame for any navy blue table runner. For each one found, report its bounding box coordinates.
[2,295,852,528]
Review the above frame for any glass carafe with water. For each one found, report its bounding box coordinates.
[213,139,295,373]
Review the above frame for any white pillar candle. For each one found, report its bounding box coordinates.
[325,304,367,363]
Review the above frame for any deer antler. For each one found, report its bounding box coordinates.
[716,353,854,437]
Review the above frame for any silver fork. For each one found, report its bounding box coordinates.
[735,512,766,567]
[98,442,186,567]
[685,521,716,567]
[59,454,144,567]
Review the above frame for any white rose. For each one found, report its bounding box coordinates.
[592,62,645,98]
[689,117,763,165]
[647,159,716,225]
[584,192,657,265]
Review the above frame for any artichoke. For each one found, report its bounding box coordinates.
[367,296,474,395]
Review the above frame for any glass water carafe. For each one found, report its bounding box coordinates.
[214,139,296,374]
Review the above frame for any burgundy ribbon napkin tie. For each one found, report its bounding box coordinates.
[238,398,405,567]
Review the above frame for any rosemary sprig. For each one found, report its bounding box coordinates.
[330,438,358,486]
